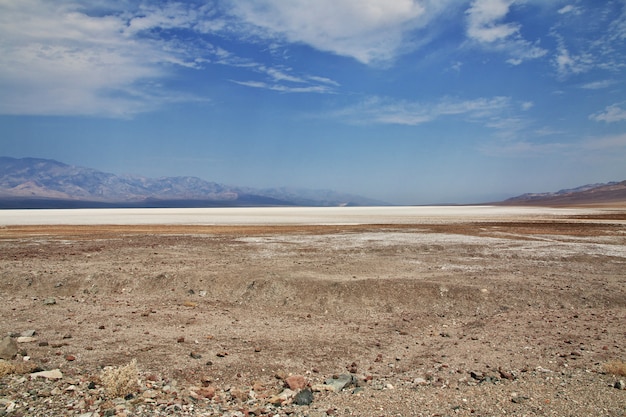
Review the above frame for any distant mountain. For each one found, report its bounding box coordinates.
[0,157,388,208]
[498,181,626,206]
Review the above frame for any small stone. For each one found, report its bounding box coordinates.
[324,374,355,392]
[346,362,358,373]
[43,298,57,305]
[177,337,185,343]
[470,371,484,380]
[285,375,307,391]
[30,369,63,380]
[499,369,515,380]
[197,386,216,399]
[142,389,158,399]
[413,377,428,386]
[20,330,36,337]
[65,354,76,361]
[269,388,296,405]
[0,336,18,360]
[190,352,202,359]
[38,341,49,347]
[614,380,625,390]
[16,336,37,343]
[293,388,314,406]
[62,334,72,339]
[311,384,335,392]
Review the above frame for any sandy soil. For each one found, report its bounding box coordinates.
[1,208,625,416]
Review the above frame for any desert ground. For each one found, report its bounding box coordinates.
[0,206,625,416]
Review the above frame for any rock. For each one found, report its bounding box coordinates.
[324,374,355,392]
[285,374,307,391]
[499,369,515,380]
[311,384,335,392]
[65,355,76,361]
[269,388,295,405]
[20,330,36,337]
[614,380,625,390]
[190,352,202,359]
[470,371,484,380]
[0,336,18,360]
[197,386,216,399]
[293,388,314,406]
[16,336,37,343]
[30,369,63,380]
[43,298,56,305]
[413,377,429,386]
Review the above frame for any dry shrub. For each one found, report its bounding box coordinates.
[100,359,140,397]
[604,360,626,377]
[0,360,16,377]
[0,360,34,377]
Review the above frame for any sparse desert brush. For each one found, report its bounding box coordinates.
[604,360,626,377]
[0,360,16,377]
[100,359,140,398]
[0,360,32,377]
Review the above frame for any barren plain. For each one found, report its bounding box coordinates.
[0,207,625,416]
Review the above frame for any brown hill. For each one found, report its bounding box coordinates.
[499,180,626,206]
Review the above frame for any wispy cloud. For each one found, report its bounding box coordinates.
[227,0,455,65]
[581,132,626,150]
[465,0,547,65]
[551,2,626,78]
[580,79,618,90]
[231,80,334,94]
[0,1,214,117]
[333,95,514,127]
[0,0,339,117]
[482,131,626,157]
[589,103,626,123]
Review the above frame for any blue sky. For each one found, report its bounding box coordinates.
[1,0,625,204]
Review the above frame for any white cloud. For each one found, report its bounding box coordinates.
[231,80,333,94]
[551,2,626,78]
[334,96,512,126]
[0,0,341,117]
[589,103,626,123]
[557,5,581,15]
[227,0,454,65]
[580,79,617,90]
[465,0,547,64]
[0,1,213,117]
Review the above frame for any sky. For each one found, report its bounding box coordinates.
[1,0,626,205]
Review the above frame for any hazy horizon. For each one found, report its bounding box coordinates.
[1,1,625,205]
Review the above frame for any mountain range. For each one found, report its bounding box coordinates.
[1,157,624,208]
[0,157,388,208]
[498,181,626,206]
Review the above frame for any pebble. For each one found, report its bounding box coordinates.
[293,387,314,406]
[30,369,63,380]
[17,336,37,343]
[43,298,57,305]
[323,374,355,392]
[285,374,307,391]
[614,380,625,390]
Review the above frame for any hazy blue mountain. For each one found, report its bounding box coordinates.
[0,157,389,208]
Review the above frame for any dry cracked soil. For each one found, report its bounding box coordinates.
[1,211,625,416]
